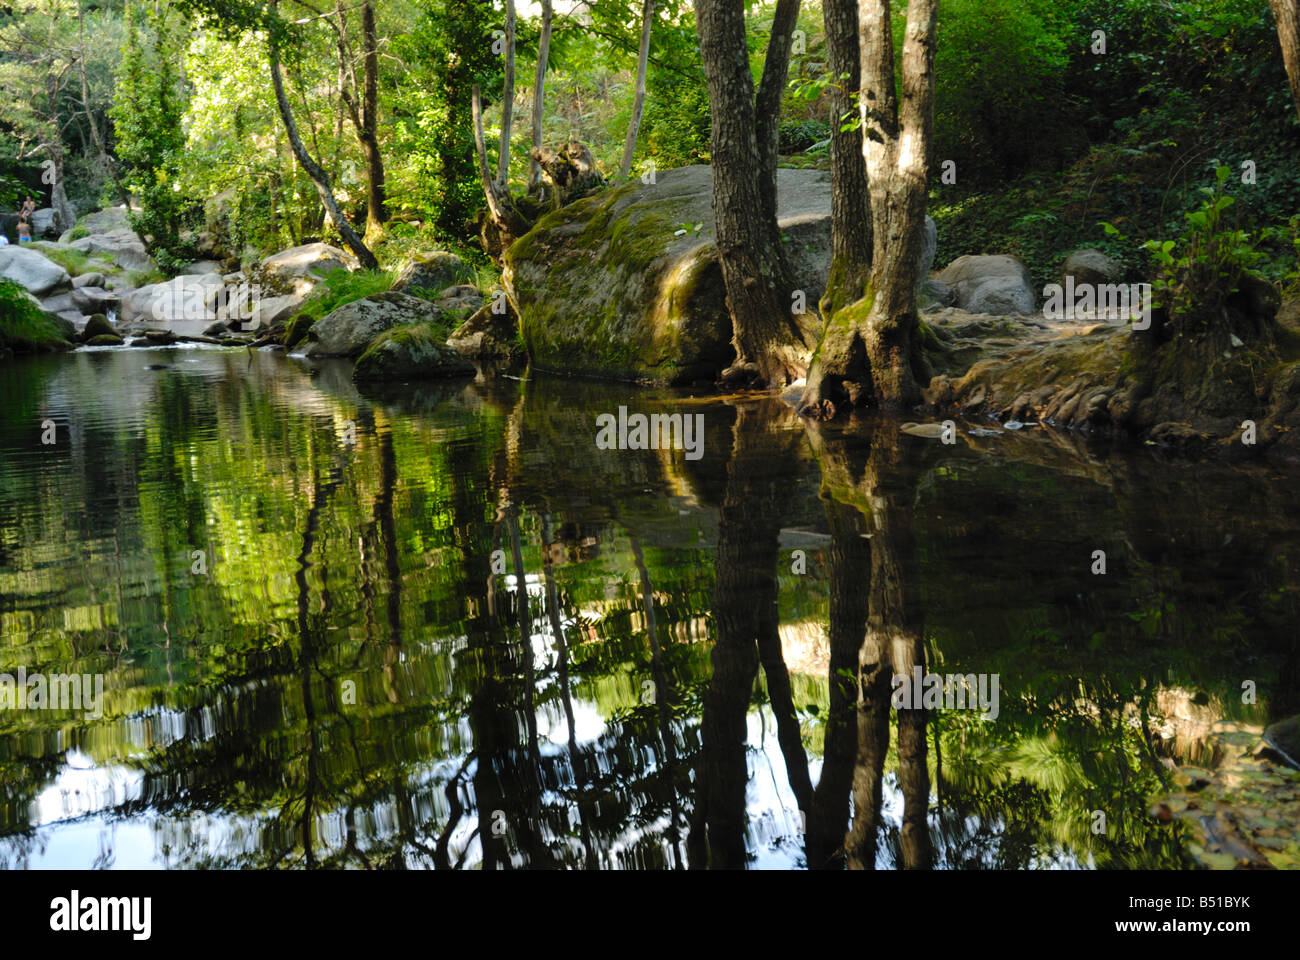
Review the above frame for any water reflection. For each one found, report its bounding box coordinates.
[0,348,1296,868]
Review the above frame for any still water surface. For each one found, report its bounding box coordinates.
[0,346,1296,868]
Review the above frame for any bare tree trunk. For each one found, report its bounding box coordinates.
[498,0,516,191]
[1273,0,1300,125]
[754,0,801,225]
[528,0,554,190]
[799,0,937,417]
[360,0,388,237]
[619,0,655,179]
[77,0,130,209]
[473,85,530,260]
[820,0,872,317]
[694,0,809,387]
[267,29,378,269]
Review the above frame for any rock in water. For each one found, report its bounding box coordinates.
[353,323,475,381]
[304,292,445,358]
[82,314,116,339]
[504,165,832,385]
[1263,716,1300,770]
[900,422,949,439]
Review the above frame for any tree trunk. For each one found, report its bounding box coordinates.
[799,0,937,417]
[267,28,378,269]
[528,0,554,191]
[271,54,376,269]
[754,0,801,226]
[619,0,655,179]
[694,0,809,387]
[473,85,530,261]
[498,0,516,191]
[1273,0,1300,125]
[820,0,872,318]
[77,0,130,209]
[360,0,388,238]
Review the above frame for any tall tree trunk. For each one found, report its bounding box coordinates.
[820,0,872,317]
[754,0,801,226]
[498,0,516,191]
[360,0,388,238]
[799,0,937,417]
[1273,0,1300,125]
[77,0,130,209]
[267,30,377,269]
[694,0,809,387]
[619,0,655,179]
[528,0,555,190]
[473,85,530,260]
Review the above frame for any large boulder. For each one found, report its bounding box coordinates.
[353,322,476,381]
[1060,248,1125,289]
[31,208,58,239]
[303,291,445,358]
[68,227,153,274]
[391,252,466,298]
[71,286,119,315]
[966,276,1036,316]
[448,301,524,367]
[122,274,225,324]
[0,246,71,297]
[935,254,1036,316]
[60,206,132,243]
[258,243,355,297]
[503,164,833,384]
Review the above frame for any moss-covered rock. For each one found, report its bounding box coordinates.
[83,313,115,339]
[391,251,466,299]
[84,334,125,346]
[0,279,73,354]
[282,312,315,349]
[304,291,445,358]
[503,164,833,385]
[353,322,475,382]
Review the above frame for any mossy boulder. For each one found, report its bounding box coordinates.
[0,279,74,354]
[282,312,316,349]
[503,164,833,385]
[353,322,475,382]
[83,313,116,339]
[391,252,466,299]
[304,291,446,358]
[85,334,126,346]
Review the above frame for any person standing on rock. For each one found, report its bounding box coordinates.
[20,196,36,221]
[16,216,31,244]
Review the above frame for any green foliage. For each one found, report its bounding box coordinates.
[296,268,395,321]
[29,245,96,277]
[927,0,1079,183]
[0,279,67,352]
[392,0,502,240]
[1107,166,1267,324]
[111,3,196,274]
